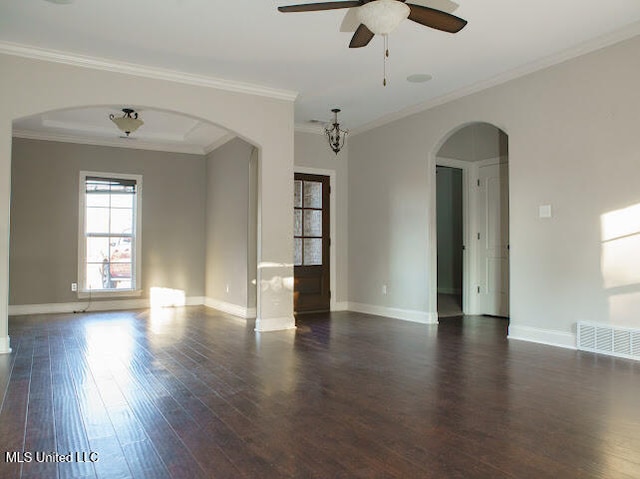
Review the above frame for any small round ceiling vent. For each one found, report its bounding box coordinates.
[406,74,433,83]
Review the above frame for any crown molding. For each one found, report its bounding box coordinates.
[12,129,208,156]
[351,21,640,135]
[0,41,299,102]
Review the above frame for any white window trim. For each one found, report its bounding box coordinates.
[77,171,143,298]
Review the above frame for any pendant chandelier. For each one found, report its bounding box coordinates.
[325,108,348,155]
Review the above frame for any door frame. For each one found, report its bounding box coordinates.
[431,155,510,319]
[294,166,337,311]
[435,157,474,316]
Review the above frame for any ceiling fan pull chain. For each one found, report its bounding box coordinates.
[383,34,389,86]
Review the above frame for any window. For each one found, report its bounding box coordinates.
[78,172,142,295]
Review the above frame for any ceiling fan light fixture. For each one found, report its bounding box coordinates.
[109,108,143,137]
[356,0,410,35]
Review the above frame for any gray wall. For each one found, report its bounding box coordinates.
[205,138,254,309]
[348,34,640,342]
[348,116,430,311]
[438,123,507,161]
[9,132,343,313]
[9,138,206,305]
[204,132,347,311]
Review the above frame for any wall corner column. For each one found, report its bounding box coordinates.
[255,124,296,332]
[0,119,12,353]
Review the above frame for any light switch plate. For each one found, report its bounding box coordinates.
[539,204,552,218]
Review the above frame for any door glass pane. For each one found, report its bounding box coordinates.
[303,238,322,265]
[294,180,302,208]
[303,210,322,237]
[294,210,302,236]
[303,181,322,208]
[294,238,302,266]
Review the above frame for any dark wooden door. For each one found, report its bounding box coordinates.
[294,173,330,313]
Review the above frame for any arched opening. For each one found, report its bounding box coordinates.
[0,55,298,353]
[431,122,510,320]
[9,105,259,320]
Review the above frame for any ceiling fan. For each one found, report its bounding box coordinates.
[277,0,467,49]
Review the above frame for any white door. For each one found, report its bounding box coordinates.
[476,162,509,316]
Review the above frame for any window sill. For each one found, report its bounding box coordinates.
[77,289,143,299]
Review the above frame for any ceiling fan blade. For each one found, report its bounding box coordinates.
[349,23,375,48]
[406,4,467,33]
[278,1,362,13]
[340,8,360,32]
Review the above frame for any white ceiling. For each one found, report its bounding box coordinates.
[2,0,640,148]
[13,107,233,155]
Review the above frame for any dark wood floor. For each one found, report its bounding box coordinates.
[437,293,463,318]
[1,308,640,479]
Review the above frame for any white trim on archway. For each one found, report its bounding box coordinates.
[0,52,298,352]
[428,122,511,322]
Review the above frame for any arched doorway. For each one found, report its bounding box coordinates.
[0,54,298,353]
[432,122,510,319]
[9,106,258,321]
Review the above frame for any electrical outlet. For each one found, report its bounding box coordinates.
[71,282,78,292]
[382,284,388,295]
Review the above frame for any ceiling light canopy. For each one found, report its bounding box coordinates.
[109,108,143,137]
[355,0,410,35]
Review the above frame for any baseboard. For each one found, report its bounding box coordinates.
[333,301,349,311]
[254,316,296,332]
[508,324,576,350]
[0,335,11,354]
[186,296,206,307]
[348,302,437,324]
[204,297,255,319]
[9,296,205,316]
